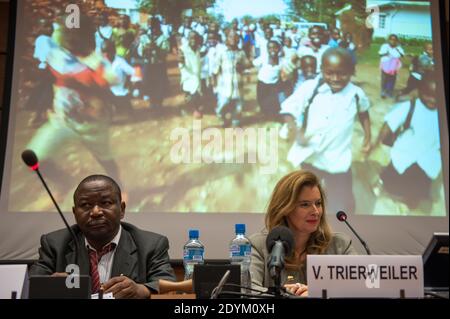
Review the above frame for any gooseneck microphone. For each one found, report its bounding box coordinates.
[266,225,295,298]
[21,149,79,264]
[336,211,371,255]
[210,270,230,299]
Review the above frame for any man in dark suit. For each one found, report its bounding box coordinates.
[29,174,176,298]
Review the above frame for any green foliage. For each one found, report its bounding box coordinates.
[290,0,367,26]
[262,14,282,24]
[138,0,214,26]
[398,37,431,47]
[371,37,430,51]
[241,15,256,23]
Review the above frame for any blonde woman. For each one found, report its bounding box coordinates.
[249,170,357,296]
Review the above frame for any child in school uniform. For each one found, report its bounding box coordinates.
[213,30,251,127]
[283,37,297,62]
[339,32,357,67]
[370,71,441,210]
[292,55,319,92]
[205,31,224,98]
[179,31,203,118]
[285,25,301,50]
[297,25,329,74]
[397,42,434,100]
[280,48,371,213]
[178,15,194,48]
[281,37,298,99]
[140,17,170,110]
[327,28,341,48]
[379,34,405,99]
[200,31,222,114]
[255,26,274,60]
[101,40,135,118]
[254,39,285,116]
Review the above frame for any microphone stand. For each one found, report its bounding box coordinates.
[267,239,289,299]
[34,168,79,264]
[342,219,371,255]
[218,290,276,299]
[212,270,294,300]
[269,267,282,298]
[217,285,304,299]
[210,270,231,299]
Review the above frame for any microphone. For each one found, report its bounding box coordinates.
[266,226,295,277]
[21,149,79,264]
[21,150,39,170]
[210,270,230,299]
[266,226,295,297]
[336,211,371,255]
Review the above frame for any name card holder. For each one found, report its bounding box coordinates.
[321,288,407,299]
[0,264,29,299]
[307,255,424,299]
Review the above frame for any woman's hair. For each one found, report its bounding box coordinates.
[265,170,333,268]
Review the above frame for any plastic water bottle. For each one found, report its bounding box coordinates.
[229,224,252,292]
[183,229,205,280]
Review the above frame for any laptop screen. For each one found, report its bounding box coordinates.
[423,232,449,289]
[193,264,241,299]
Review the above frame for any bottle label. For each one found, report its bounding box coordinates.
[230,243,251,257]
[183,248,204,261]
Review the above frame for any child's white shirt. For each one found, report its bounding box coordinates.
[110,56,135,96]
[379,43,405,63]
[385,99,441,179]
[253,56,283,84]
[280,77,370,173]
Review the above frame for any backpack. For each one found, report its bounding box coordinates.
[300,77,325,135]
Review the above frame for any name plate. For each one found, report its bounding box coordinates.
[307,255,424,298]
[0,265,29,299]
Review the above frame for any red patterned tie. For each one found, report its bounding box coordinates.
[88,243,116,293]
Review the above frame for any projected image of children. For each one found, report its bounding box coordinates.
[3,0,445,216]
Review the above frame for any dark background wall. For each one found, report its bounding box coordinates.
[0,0,10,123]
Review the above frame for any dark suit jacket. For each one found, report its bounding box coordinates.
[29,222,176,293]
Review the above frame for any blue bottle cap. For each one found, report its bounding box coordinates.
[235,224,246,234]
[189,229,199,239]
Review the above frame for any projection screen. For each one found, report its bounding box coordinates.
[0,0,448,259]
